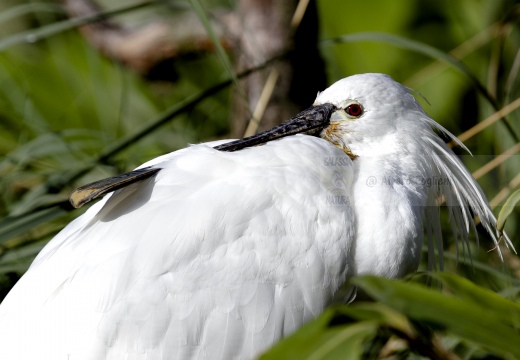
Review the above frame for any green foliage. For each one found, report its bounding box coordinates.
[498,189,520,232]
[262,274,520,359]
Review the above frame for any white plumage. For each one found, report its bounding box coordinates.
[0,74,509,359]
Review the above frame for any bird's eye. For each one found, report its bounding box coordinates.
[345,103,363,117]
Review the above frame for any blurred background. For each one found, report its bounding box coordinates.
[0,0,519,358]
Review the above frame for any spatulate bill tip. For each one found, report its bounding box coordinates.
[68,167,161,208]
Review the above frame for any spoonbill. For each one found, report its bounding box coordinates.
[0,73,509,360]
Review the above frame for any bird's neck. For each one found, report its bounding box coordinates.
[350,154,428,278]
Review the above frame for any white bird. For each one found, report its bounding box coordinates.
[0,73,510,360]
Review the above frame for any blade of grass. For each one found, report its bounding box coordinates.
[0,203,69,244]
[0,1,157,52]
[0,3,63,25]
[422,246,520,285]
[505,48,520,105]
[490,172,520,208]
[0,240,49,263]
[291,0,311,29]
[433,272,520,324]
[471,143,520,180]
[188,0,252,117]
[497,189,520,233]
[243,0,310,137]
[244,68,279,137]
[404,24,497,89]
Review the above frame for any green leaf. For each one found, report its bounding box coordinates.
[497,189,520,232]
[260,307,377,360]
[354,275,520,359]
[433,272,520,326]
[0,205,68,244]
[0,240,47,265]
[337,302,414,336]
[438,250,520,286]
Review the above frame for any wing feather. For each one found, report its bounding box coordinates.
[0,136,355,360]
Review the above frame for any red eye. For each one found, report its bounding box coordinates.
[345,103,363,117]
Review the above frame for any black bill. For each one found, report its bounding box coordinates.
[69,103,336,208]
[214,103,336,151]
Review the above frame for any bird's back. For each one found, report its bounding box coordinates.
[0,136,355,360]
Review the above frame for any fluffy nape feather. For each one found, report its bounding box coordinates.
[420,115,514,269]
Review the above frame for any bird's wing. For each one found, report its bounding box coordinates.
[0,135,355,360]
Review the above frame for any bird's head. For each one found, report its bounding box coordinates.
[314,73,430,159]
